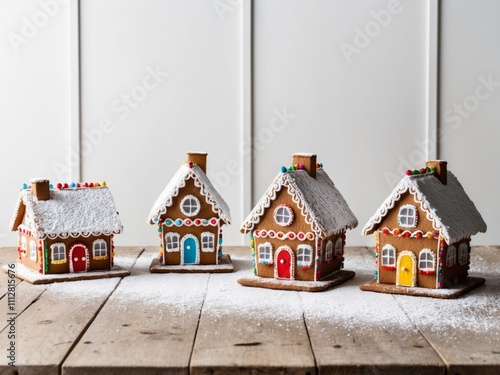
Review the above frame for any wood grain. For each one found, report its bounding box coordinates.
[190,250,316,375]
[62,247,210,375]
[395,246,500,375]
[302,247,445,375]
[0,246,142,375]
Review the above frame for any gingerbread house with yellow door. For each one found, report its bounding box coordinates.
[361,161,487,297]
[239,153,358,292]
[9,178,127,283]
[148,152,233,273]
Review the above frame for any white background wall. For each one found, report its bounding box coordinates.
[1,0,499,248]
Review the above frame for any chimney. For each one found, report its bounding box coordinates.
[187,152,208,173]
[30,178,51,200]
[426,160,447,185]
[292,153,317,179]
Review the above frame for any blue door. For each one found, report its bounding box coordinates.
[183,237,197,264]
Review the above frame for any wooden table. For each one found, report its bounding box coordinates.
[0,246,499,375]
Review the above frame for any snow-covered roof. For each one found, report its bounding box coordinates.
[147,164,231,224]
[362,171,487,244]
[10,187,122,239]
[240,169,358,237]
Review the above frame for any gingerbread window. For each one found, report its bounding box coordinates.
[258,242,273,264]
[93,239,107,258]
[381,245,396,266]
[325,240,333,261]
[458,243,468,264]
[165,233,180,252]
[29,240,37,262]
[201,232,215,252]
[297,245,313,267]
[334,237,343,256]
[180,195,200,217]
[446,245,457,267]
[51,243,66,262]
[21,236,27,253]
[398,205,417,228]
[274,204,294,226]
[418,249,434,271]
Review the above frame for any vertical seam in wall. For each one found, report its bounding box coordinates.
[241,0,253,244]
[426,0,440,160]
[70,0,82,182]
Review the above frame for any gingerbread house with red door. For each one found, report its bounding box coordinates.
[9,178,126,282]
[239,153,358,291]
[361,161,487,297]
[147,152,233,272]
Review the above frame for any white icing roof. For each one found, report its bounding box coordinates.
[147,164,231,224]
[10,187,122,239]
[362,171,487,244]
[241,169,358,237]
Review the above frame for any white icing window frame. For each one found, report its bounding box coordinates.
[257,242,273,264]
[180,195,201,217]
[458,243,468,264]
[21,236,27,251]
[398,204,418,228]
[446,245,457,267]
[273,204,294,227]
[201,232,215,252]
[334,237,343,256]
[92,239,107,258]
[297,244,313,267]
[29,240,37,262]
[165,232,180,252]
[51,243,67,262]
[381,245,396,267]
[325,240,333,261]
[418,249,435,271]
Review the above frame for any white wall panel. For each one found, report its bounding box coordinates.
[79,0,242,246]
[0,0,70,247]
[253,0,428,246]
[440,0,500,246]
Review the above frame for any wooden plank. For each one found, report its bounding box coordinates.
[62,247,210,375]
[190,247,316,375]
[0,247,142,375]
[0,247,21,298]
[302,247,445,375]
[396,246,500,375]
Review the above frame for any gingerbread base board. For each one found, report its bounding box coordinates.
[2,264,130,285]
[359,277,485,299]
[149,254,234,273]
[237,270,355,292]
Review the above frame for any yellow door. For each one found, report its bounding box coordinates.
[398,254,414,286]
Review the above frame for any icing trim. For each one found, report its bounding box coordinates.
[163,217,219,227]
[380,227,438,239]
[253,229,314,241]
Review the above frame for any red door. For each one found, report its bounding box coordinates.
[276,247,292,279]
[70,243,89,272]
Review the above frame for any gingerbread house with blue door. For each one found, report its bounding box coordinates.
[360,161,487,297]
[148,152,233,272]
[238,153,358,291]
[9,178,127,283]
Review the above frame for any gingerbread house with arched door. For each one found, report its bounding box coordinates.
[240,153,358,288]
[148,152,232,271]
[362,161,487,291]
[10,178,122,276]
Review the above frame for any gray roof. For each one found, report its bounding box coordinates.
[362,171,487,244]
[241,169,358,237]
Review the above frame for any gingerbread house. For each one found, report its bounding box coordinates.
[10,179,122,276]
[147,152,232,271]
[362,161,487,292]
[239,153,358,290]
